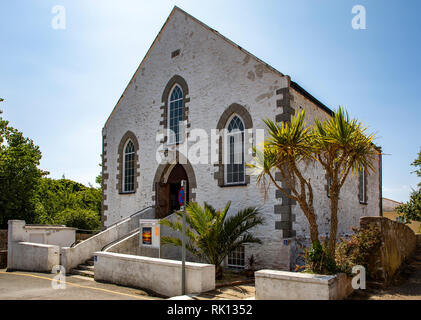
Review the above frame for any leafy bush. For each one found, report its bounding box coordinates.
[34,178,102,228]
[396,189,421,223]
[335,226,381,276]
[53,208,101,231]
[301,226,382,276]
[303,240,337,275]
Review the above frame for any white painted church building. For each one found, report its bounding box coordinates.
[101,7,381,270]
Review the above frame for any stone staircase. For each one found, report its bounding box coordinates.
[61,206,154,273]
[71,257,95,278]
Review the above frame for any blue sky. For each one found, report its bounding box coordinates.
[0,0,420,202]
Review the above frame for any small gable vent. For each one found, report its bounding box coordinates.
[171,49,180,58]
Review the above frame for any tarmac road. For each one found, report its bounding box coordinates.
[0,268,161,300]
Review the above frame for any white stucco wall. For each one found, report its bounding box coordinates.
[8,242,60,272]
[103,8,289,269]
[102,8,381,270]
[7,220,76,247]
[7,220,63,272]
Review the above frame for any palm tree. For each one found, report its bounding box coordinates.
[313,106,379,255]
[248,110,320,244]
[160,201,263,279]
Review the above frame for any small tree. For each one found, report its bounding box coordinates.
[248,110,320,243]
[396,189,421,225]
[313,107,379,255]
[160,201,263,279]
[0,111,48,228]
[396,149,421,223]
[410,148,421,188]
[53,208,101,231]
[250,107,379,262]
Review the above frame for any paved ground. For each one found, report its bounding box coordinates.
[0,268,255,300]
[349,241,421,300]
[192,284,255,300]
[0,269,161,300]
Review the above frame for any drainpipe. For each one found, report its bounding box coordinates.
[379,151,383,217]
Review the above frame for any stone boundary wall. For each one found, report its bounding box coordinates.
[0,230,7,268]
[0,230,7,249]
[360,216,417,282]
[94,251,215,297]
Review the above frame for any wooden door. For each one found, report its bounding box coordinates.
[155,182,170,219]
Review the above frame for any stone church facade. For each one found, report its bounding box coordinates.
[101,7,382,270]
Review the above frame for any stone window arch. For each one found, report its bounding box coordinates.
[168,84,183,144]
[123,140,135,192]
[159,75,190,145]
[225,115,245,184]
[214,103,253,187]
[116,131,140,194]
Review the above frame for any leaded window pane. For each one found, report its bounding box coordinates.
[225,116,245,184]
[168,85,183,144]
[124,140,135,192]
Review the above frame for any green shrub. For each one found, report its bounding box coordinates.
[53,208,101,231]
[335,226,382,276]
[303,240,338,275]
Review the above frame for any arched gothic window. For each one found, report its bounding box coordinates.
[123,140,135,192]
[168,85,183,144]
[225,115,245,184]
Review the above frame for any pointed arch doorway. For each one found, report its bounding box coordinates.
[155,164,190,219]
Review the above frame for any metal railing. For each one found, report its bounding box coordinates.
[69,206,154,247]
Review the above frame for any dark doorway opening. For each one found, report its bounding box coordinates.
[155,164,189,219]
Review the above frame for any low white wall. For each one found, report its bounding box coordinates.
[8,220,75,247]
[94,251,215,297]
[7,220,73,272]
[61,207,154,272]
[255,270,353,300]
[8,242,60,272]
[104,229,140,255]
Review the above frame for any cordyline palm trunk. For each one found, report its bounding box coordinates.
[326,167,352,254]
[314,106,379,256]
[328,185,340,254]
[249,111,320,244]
[267,169,319,243]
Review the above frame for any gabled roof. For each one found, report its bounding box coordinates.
[382,197,403,205]
[104,6,334,128]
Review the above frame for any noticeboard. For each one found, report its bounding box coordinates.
[139,219,160,249]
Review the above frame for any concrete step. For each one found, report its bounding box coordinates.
[85,258,94,266]
[71,269,95,278]
[77,264,94,271]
